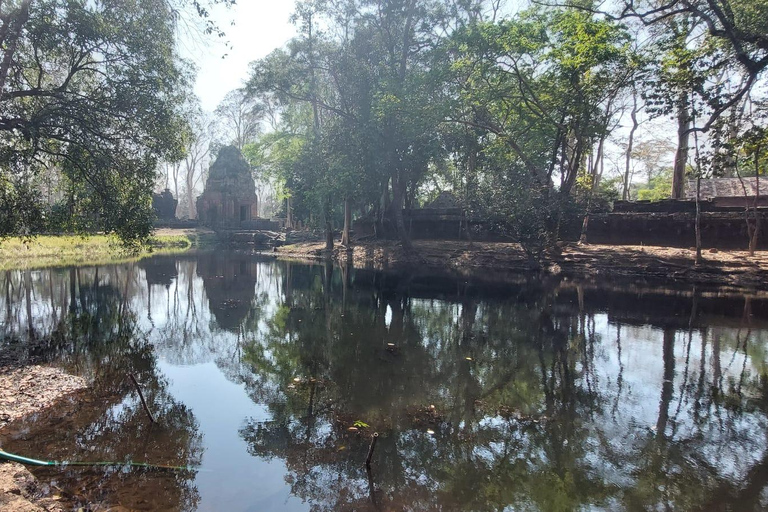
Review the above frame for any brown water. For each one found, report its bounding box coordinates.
[1,251,768,511]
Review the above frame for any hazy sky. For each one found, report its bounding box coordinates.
[180,1,299,112]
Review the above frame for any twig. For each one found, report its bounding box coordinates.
[366,464,379,508]
[128,373,156,424]
[365,432,379,468]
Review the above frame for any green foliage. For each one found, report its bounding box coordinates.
[238,0,766,251]
[594,176,622,203]
[246,0,460,241]
[0,0,193,243]
[0,176,44,238]
[445,6,632,252]
[636,170,673,201]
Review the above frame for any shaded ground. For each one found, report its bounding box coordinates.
[0,361,86,511]
[276,240,768,290]
[0,462,66,512]
[0,366,86,431]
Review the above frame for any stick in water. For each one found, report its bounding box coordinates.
[365,432,379,468]
[128,373,156,423]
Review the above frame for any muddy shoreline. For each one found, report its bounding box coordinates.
[275,240,768,291]
[0,363,86,511]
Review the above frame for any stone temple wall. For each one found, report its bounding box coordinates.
[197,146,258,229]
[152,189,177,221]
[586,211,766,249]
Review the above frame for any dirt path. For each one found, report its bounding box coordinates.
[276,240,768,290]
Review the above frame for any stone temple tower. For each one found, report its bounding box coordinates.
[197,146,258,228]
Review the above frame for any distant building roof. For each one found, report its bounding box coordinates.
[685,177,768,199]
[424,191,460,209]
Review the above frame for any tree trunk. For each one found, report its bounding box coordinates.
[749,153,761,256]
[187,175,196,219]
[623,91,639,200]
[693,124,703,265]
[286,196,293,229]
[341,195,351,246]
[391,172,414,251]
[749,213,761,256]
[672,97,692,199]
[695,172,703,265]
[580,132,607,243]
[324,199,333,253]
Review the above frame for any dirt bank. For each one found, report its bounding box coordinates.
[0,462,67,512]
[1,365,87,511]
[0,366,87,431]
[276,240,768,290]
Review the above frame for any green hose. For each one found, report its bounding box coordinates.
[0,448,199,471]
[0,450,50,466]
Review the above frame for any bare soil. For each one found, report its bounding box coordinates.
[0,462,68,512]
[0,365,87,511]
[0,366,87,431]
[276,240,768,290]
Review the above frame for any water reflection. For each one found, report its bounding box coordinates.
[1,254,767,511]
[1,266,202,510]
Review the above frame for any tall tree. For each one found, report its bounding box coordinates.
[215,89,265,151]
[0,0,193,242]
[447,6,634,256]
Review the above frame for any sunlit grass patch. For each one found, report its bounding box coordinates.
[0,232,201,271]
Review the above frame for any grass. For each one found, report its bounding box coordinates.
[0,230,215,271]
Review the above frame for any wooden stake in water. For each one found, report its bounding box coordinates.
[365,432,379,468]
[129,373,156,424]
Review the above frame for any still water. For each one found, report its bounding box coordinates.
[1,252,768,511]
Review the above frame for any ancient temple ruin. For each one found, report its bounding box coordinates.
[197,146,258,228]
[152,188,178,221]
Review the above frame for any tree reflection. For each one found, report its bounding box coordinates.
[2,256,768,511]
[0,265,202,511]
[236,265,768,511]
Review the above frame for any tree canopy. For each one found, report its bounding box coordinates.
[3,0,767,248]
[238,0,766,254]
[0,0,198,242]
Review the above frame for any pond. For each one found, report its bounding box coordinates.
[1,251,768,511]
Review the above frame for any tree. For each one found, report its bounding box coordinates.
[0,0,235,242]
[446,6,634,256]
[635,169,673,201]
[561,0,768,130]
[737,124,767,255]
[163,104,217,219]
[215,89,265,151]
[247,0,477,251]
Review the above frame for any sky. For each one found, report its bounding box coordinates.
[179,1,299,112]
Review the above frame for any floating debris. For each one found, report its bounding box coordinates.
[426,429,435,435]
[465,357,473,361]
[347,426,359,432]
